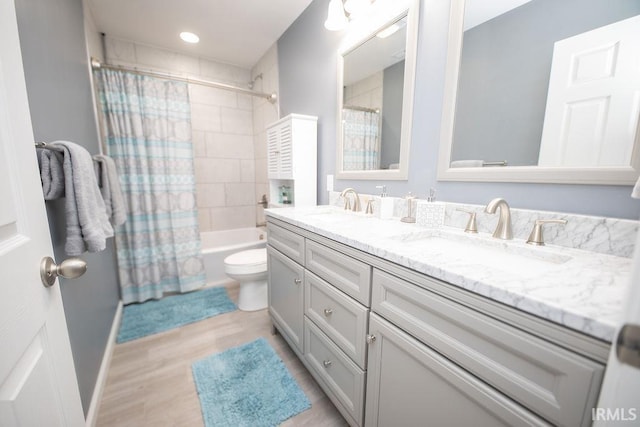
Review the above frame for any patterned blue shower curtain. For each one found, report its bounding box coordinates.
[96,69,205,304]
[342,108,381,170]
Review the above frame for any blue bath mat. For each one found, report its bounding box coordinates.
[192,338,311,427]
[117,287,236,343]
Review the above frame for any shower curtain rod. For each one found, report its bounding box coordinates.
[91,58,277,104]
[343,105,380,114]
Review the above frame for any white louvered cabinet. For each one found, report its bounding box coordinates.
[267,114,317,207]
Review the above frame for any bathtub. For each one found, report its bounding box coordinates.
[201,227,267,286]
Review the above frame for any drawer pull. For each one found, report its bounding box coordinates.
[323,360,333,368]
[294,278,302,285]
[323,308,334,316]
[366,334,377,344]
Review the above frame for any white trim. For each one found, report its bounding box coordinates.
[85,301,123,427]
[436,0,640,186]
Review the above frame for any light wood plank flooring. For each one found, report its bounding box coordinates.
[96,282,348,426]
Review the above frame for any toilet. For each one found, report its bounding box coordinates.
[223,248,268,311]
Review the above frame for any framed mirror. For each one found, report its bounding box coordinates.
[438,0,640,185]
[335,0,419,180]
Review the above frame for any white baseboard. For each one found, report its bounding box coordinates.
[85,300,123,427]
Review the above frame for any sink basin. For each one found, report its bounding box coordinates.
[390,229,572,278]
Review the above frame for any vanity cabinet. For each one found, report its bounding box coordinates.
[370,269,604,427]
[266,217,606,427]
[365,313,549,427]
[268,220,369,426]
[267,222,306,357]
[267,240,305,356]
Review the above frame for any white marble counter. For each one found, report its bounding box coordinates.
[266,206,633,342]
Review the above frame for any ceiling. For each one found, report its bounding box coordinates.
[85,0,314,69]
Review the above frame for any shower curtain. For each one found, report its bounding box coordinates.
[342,108,381,170]
[96,69,205,304]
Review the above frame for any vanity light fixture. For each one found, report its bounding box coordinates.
[344,0,370,16]
[179,31,200,44]
[325,0,377,31]
[324,0,349,31]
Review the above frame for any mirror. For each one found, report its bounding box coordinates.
[336,0,419,180]
[438,0,640,185]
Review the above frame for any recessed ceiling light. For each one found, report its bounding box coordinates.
[180,32,200,44]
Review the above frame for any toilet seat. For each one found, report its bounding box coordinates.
[224,248,267,275]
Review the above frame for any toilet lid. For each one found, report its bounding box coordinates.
[224,248,267,267]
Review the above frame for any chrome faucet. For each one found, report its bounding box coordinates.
[340,188,361,212]
[484,198,513,240]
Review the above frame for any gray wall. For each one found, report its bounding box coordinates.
[278,0,640,219]
[452,0,640,166]
[380,60,404,169]
[15,0,120,415]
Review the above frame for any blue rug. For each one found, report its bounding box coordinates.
[192,338,311,427]
[117,287,236,343]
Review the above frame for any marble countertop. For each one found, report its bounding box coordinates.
[266,206,633,342]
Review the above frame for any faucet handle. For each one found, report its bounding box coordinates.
[455,208,478,233]
[526,219,568,246]
[365,198,374,214]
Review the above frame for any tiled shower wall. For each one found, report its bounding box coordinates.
[250,45,280,225]
[102,37,259,232]
[344,71,383,109]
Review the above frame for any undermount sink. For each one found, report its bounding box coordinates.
[301,207,367,221]
[390,229,572,277]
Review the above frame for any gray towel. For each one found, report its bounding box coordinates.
[50,141,114,255]
[94,154,127,226]
[36,147,65,199]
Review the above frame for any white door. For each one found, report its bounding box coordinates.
[538,15,640,167]
[0,1,84,425]
[595,226,640,426]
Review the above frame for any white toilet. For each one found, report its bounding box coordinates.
[223,248,268,311]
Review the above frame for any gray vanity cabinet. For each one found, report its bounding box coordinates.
[266,217,606,427]
[371,269,604,426]
[267,245,305,355]
[365,314,549,427]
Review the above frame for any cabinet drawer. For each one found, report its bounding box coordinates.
[305,239,371,306]
[267,222,305,265]
[366,313,549,427]
[305,271,369,369]
[304,318,365,427]
[371,269,603,427]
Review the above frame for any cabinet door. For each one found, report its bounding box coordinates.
[268,247,305,354]
[365,314,549,427]
[267,126,279,179]
[278,120,293,179]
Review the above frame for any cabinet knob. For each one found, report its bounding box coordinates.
[366,334,377,344]
[294,278,302,285]
[323,308,333,316]
[323,360,332,368]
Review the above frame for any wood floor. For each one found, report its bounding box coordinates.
[96,282,348,426]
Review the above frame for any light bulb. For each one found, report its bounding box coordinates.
[324,0,348,31]
[344,0,370,16]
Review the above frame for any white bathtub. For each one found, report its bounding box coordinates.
[201,227,267,286]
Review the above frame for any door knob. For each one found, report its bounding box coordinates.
[40,256,87,287]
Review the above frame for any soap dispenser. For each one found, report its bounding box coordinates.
[375,185,394,219]
[401,192,417,223]
[416,188,445,228]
